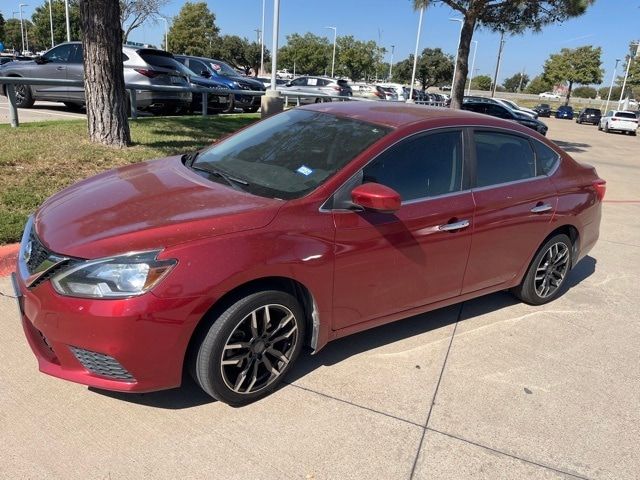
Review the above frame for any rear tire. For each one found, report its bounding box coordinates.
[192,290,306,405]
[512,234,572,306]
[604,122,609,133]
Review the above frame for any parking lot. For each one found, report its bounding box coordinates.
[0,97,86,123]
[0,116,638,479]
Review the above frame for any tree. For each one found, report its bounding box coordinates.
[526,74,552,94]
[502,72,529,92]
[278,33,331,76]
[31,0,81,50]
[598,85,621,100]
[416,47,454,89]
[413,0,595,109]
[473,74,492,91]
[120,0,169,43]
[168,2,219,57]
[0,13,5,43]
[3,18,32,52]
[80,0,130,147]
[213,35,270,76]
[543,45,603,105]
[391,56,414,84]
[336,35,384,81]
[618,41,640,100]
[572,86,597,98]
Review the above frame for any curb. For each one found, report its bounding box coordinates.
[0,243,19,277]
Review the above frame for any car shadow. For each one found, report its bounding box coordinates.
[551,139,592,153]
[89,255,596,409]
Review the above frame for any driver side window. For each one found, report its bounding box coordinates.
[43,44,74,63]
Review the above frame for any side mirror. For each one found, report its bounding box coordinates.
[200,70,211,78]
[285,82,292,87]
[34,55,47,64]
[351,183,401,214]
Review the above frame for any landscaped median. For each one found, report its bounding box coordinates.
[0,114,259,252]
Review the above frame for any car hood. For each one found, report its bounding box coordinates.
[189,76,229,90]
[228,75,265,90]
[34,156,282,259]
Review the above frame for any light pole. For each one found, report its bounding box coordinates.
[260,0,266,75]
[64,0,71,42]
[491,31,505,97]
[618,43,640,109]
[18,4,28,54]
[604,58,620,114]
[325,26,337,78]
[409,6,424,102]
[467,40,478,95]
[159,17,169,51]
[269,0,280,91]
[388,45,395,80]
[48,0,54,48]
[449,18,463,94]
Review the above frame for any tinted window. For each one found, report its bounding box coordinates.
[462,103,484,114]
[189,59,208,74]
[614,112,637,119]
[290,77,306,86]
[363,131,464,201]
[43,44,74,63]
[533,140,559,175]
[474,132,536,187]
[484,104,513,119]
[193,110,390,199]
[139,53,182,70]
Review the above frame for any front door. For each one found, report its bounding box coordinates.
[331,129,474,330]
[32,43,76,99]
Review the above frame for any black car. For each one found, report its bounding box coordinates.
[461,101,548,136]
[175,55,265,113]
[533,103,552,117]
[576,108,602,125]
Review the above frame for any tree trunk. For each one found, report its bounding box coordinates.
[450,14,476,110]
[565,80,573,106]
[80,0,130,147]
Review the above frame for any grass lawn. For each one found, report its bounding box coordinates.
[0,114,259,245]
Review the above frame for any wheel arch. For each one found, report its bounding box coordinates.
[1,73,25,96]
[542,224,580,268]
[184,276,321,374]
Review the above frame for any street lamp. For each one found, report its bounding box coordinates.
[467,40,478,95]
[64,0,71,42]
[389,44,395,80]
[618,43,640,109]
[48,0,54,48]
[159,17,169,51]
[449,18,463,95]
[325,26,337,78]
[408,6,425,102]
[260,0,266,75]
[19,3,28,54]
[269,0,281,92]
[604,58,620,114]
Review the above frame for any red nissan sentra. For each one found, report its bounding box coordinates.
[12,103,605,405]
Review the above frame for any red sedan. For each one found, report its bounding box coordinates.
[12,103,605,405]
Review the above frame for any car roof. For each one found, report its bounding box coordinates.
[301,101,529,131]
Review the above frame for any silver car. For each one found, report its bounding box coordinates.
[279,76,352,104]
[0,42,191,113]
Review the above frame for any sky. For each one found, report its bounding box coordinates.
[3,0,640,84]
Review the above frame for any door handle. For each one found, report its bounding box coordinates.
[56,66,66,70]
[439,219,470,232]
[530,204,553,213]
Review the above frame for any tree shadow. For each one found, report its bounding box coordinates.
[550,139,591,153]
[89,255,597,410]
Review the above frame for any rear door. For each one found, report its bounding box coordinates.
[332,129,475,329]
[462,129,557,294]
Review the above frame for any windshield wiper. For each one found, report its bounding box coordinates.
[190,164,249,191]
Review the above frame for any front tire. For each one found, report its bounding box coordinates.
[193,290,306,405]
[13,83,35,108]
[512,234,572,306]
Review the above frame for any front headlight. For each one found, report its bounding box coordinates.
[51,250,176,299]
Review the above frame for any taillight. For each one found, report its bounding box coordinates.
[332,85,340,91]
[593,179,606,201]
[134,68,161,78]
[374,90,384,98]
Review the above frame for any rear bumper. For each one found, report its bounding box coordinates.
[608,122,637,132]
[137,90,192,111]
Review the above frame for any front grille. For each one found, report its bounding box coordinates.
[25,229,50,274]
[69,347,135,382]
[24,226,79,288]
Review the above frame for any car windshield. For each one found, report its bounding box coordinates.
[191,109,391,199]
[208,60,238,77]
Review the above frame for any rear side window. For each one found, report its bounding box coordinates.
[474,132,536,187]
[363,131,464,201]
[532,140,560,175]
[139,53,181,69]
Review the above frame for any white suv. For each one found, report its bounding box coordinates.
[598,110,638,136]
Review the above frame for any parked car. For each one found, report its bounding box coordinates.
[539,91,561,100]
[276,68,294,79]
[598,110,638,135]
[461,101,548,135]
[533,103,552,117]
[575,108,602,125]
[175,55,265,113]
[464,96,537,118]
[378,86,399,101]
[12,102,604,405]
[497,98,539,118]
[555,105,574,119]
[377,83,406,101]
[279,76,352,103]
[256,76,288,89]
[0,42,192,113]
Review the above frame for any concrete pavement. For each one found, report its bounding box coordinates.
[0,117,638,479]
[0,98,86,124]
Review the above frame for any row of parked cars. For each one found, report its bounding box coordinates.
[534,103,639,135]
[0,42,266,114]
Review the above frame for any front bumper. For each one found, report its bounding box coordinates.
[13,266,202,393]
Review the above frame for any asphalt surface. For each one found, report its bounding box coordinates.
[0,98,86,124]
[0,117,638,479]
